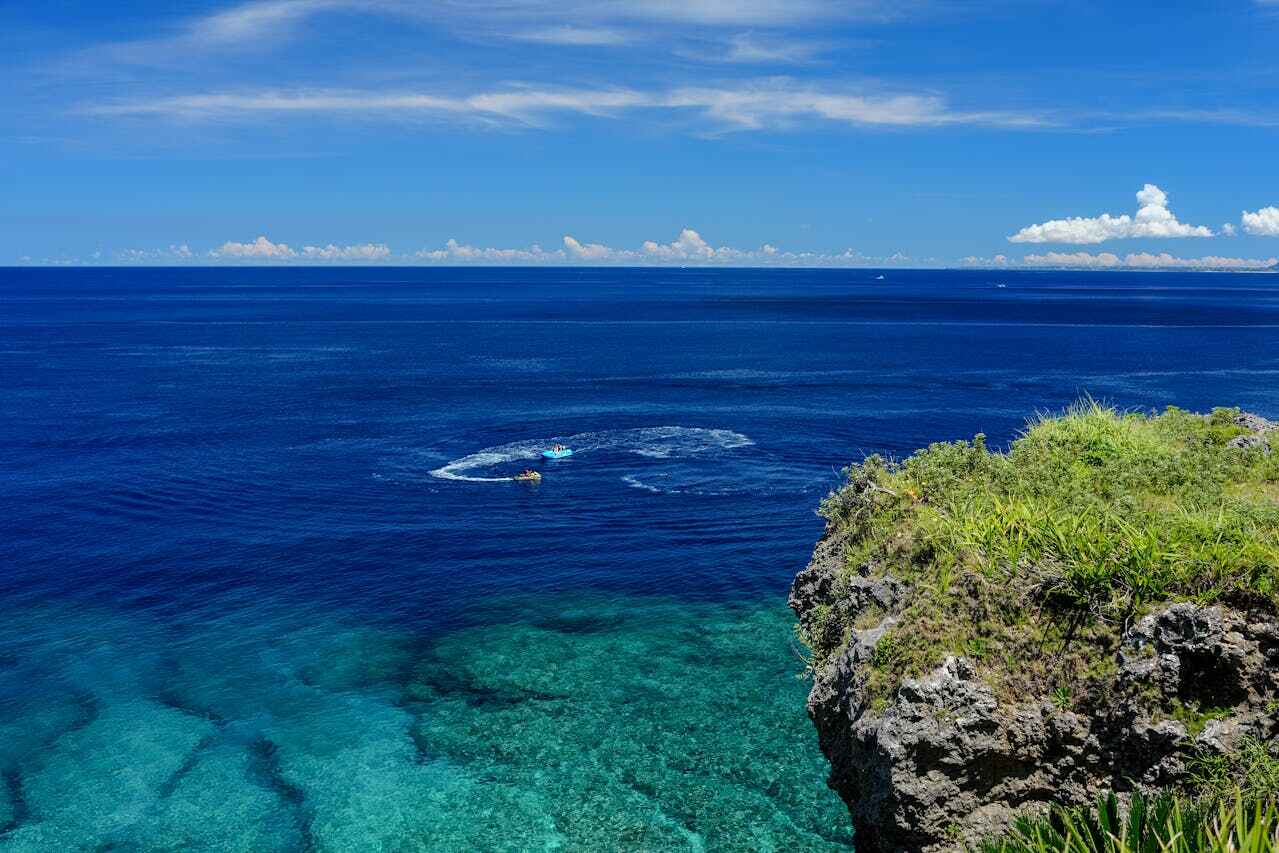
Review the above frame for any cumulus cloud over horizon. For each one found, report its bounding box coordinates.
[1008,184,1215,244]
[116,244,194,262]
[302,242,391,260]
[210,236,392,261]
[1242,206,1279,236]
[212,236,297,258]
[415,228,891,266]
[416,238,562,263]
[41,228,919,267]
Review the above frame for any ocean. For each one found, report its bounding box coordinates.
[2,267,1277,851]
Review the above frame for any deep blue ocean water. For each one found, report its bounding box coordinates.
[2,267,1278,851]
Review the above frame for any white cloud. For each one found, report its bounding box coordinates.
[1241,206,1279,236]
[706,33,832,64]
[188,0,868,40]
[1221,223,1237,236]
[301,242,391,260]
[88,80,1045,131]
[417,238,565,263]
[663,82,1042,129]
[84,0,898,70]
[1022,251,1275,270]
[1008,184,1215,244]
[1024,252,1121,267]
[1122,252,1276,269]
[37,231,929,268]
[417,229,914,267]
[597,0,855,26]
[961,254,1008,266]
[78,0,372,67]
[193,0,352,45]
[509,26,630,46]
[563,235,625,260]
[110,237,388,264]
[643,228,718,259]
[212,235,297,258]
[114,244,196,262]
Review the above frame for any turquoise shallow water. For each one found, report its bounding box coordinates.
[3,267,1279,850]
[0,597,849,851]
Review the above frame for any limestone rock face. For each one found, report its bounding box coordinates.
[790,415,1279,852]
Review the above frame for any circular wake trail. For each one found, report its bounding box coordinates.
[429,427,753,483]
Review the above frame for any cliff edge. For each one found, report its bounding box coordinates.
[790,405,1279,851]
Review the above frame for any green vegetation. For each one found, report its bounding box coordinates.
[1165,700,1233,738]
[979,790,1278,853]
[809,401,1278,705]
[979,742,1279,852]
[1191,737,1279,804]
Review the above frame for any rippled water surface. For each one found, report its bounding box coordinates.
[2,267,1278,850]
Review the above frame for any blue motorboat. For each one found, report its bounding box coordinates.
[541,445,573,459]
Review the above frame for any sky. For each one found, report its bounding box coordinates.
[3,0,1279,268]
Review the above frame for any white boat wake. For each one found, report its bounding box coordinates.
[429,427,753,483]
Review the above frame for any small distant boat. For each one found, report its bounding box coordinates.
[875,275,885,280]
[541,446,573,459]
[514,470,542,482]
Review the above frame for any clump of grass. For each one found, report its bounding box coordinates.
[810,401,1279,705]
[1191,737,1279,804]
[1164,700,1233,738]
[979,790,1279,853]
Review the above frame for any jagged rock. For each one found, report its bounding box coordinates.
[1227,412,1275,450]
[1233,412,1275,434]
[791,536,1279,853]
[1118,604,1277,707]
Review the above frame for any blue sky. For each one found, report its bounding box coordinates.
[4,0,1279,267]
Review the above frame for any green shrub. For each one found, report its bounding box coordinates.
[979,790,1279,853]
[805,401,1279,704]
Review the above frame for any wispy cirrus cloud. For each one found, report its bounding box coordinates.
[1008,184,1215,244]
[1128,109,1279,129]
[683,33,838,64]
[506,26,631,46]
[86,80,1048,131]
[73,0,381,66]
[189,0,887,38]
[188,0,356,45]
[85,0,899,65]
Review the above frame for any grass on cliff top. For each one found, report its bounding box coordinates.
[810,402,1279,704]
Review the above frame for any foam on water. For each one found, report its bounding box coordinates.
[429,426,754,483]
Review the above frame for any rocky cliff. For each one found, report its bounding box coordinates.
[790,409,1279,852]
